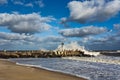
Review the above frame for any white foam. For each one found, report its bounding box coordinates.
[56,42,84,51]
[55,41,100,56]
[16,62,89,80]
[10,57,120,80]
[63,57,120,65]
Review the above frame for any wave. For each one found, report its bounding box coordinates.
[10,57,120,80]
[16,62,89,80]
[63,56,120,65]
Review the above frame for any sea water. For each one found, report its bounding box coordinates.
[9,56,120,80]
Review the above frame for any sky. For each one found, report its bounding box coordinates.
[0,0,120,50]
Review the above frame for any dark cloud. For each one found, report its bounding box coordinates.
[59,26,107,37]
[0,13,55,34]
[87,37,120,50]
[61,0,120,24]
[84,30,120,50]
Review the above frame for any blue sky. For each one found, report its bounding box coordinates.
[0,0,120,50]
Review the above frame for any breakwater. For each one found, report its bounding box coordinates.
[0,50,84,58]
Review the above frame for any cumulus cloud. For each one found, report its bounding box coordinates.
[12,0,44,8]
[0,32,66,50]
[60,17,71,27]
[113,23,120,30]
[13,1,24,5]
[0,32,38,42]
[0,32,65,43]
[25,3,33,7]
[35,0,44,8]
[63,0,120,23]
[84,26,120,50]
[88,35,120,50]
[59,26,107,37]
[13,1,33,7]
[43,36,66,42]
[0,0,7,5]
[0,13,55,34]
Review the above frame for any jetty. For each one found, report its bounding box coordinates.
[0,49,101,58]
[0,43,101,58]
[0,50,85,58]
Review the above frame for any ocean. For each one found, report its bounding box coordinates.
[9,56,120,80]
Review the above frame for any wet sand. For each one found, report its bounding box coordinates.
[0,59,87,80]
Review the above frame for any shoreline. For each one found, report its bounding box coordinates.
[63,56,120,65]
[15,61,89,80]
[0,59,87,80]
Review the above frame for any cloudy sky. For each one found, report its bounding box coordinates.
[0,0,120,50]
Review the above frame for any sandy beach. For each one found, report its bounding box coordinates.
[0,59,86,80]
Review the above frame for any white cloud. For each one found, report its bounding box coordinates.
[43,36,66,42]
[12,0,44,8]
[35,0,44,8]
[113,23,120,30]
[0,32,66,50]
[59,26,107,37]
[25,3,33,7]
[0,13,55,34]
[13,1,24,5]
[0,32,38,42]
[65,0,120,23]
[0,0,7,4]
[82,36,93,43]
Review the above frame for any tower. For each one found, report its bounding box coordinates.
[61,42,64,51]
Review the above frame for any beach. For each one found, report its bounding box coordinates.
[0,59,86,80]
